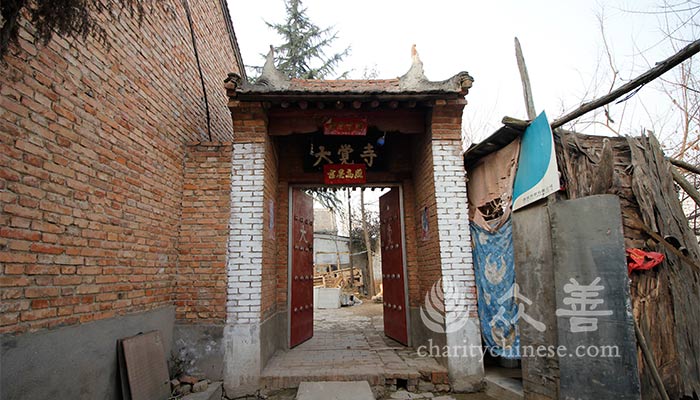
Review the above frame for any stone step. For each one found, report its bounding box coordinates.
[483,373,523,400]
[296,381,375,400]
[261,373,385,390]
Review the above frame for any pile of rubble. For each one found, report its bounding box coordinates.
[171,375,210,397]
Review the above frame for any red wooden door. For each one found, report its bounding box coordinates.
[290,189,314,348]
[380,188,408,345]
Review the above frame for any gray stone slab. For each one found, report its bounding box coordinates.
[550,195,641,400]
[296,381,375,400]
[512,202,560,398]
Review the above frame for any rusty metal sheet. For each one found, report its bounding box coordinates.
[120,330,170,400]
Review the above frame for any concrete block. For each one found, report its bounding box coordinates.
[314,287,341,309]
[223,323,260,398]
[296,381,375,400]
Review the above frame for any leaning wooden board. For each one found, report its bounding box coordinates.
[119,330,170,400]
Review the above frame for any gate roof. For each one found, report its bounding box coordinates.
[225,46,473,104]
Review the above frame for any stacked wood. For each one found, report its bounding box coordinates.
[313,267,363,289]
[555,131,700,400]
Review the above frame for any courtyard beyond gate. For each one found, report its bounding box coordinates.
[261,302,450,392]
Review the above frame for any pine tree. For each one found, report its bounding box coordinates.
[265,0,350,79]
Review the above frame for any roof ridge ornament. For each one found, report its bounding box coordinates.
[399,44,425,86]
[398,45,473,95]
[226,44,474,98]
[256,45,291,90]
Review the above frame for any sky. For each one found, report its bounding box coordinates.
[226,0,691,143]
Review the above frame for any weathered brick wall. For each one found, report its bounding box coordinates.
[228,101,268,144]
[187,0,242,141]
[175,142,232,323]
[261,139,279,320]
[430,100,477,319]
[402,179,421,307]
[226,142,265,325]
[430,100,483,389]
[275,181,290,309]
[432,139,477,318]
[0,0,240,334]
[411,131,442,304]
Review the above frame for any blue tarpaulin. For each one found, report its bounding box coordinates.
[470,219,520,359]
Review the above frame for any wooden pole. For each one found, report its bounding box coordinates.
[347,189,355,289]
[634,319,671,400]
[671,167,700,209]
[669,157,700,175]
[551,39,700,129]
[360,189,376,297]
[515,37,537,120]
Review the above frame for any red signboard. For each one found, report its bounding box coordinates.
[323,117,367,136]
[323,164,367,185]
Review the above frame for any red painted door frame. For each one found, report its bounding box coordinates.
[379,187,409,345]
[289,189,314,348]
[288,185,410,348]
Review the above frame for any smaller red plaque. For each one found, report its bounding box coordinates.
[323,117,368,136]
[323,164,367,185]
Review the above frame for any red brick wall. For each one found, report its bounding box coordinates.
[261,138,280,320]
[175,142,232,323]
[275,180,290,310]
[228,101,268,144]
[401,179,422,307]
[0,0,240,334]
[430,99,465,141]
[411,131,443,305]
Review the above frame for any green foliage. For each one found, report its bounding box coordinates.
[0,0,150,58]
[265,0,350,79]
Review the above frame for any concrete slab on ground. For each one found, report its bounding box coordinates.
[385,391,498,400]
[296,381,374,400]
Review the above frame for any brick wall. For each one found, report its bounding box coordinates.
[176,142,232,323]
[0,0,240,334]
[432,140,477,318]
[261,139,279,320]
[275,181,290,310]
[411,132,442,304]
[430,100,478,318]
[226,142,265,325]
[228,101,268,144]
[402,179,421,307]
[408,101,478,317]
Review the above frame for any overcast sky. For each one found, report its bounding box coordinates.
[227,0,686,143]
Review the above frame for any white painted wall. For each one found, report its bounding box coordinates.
[314,233,350,266]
